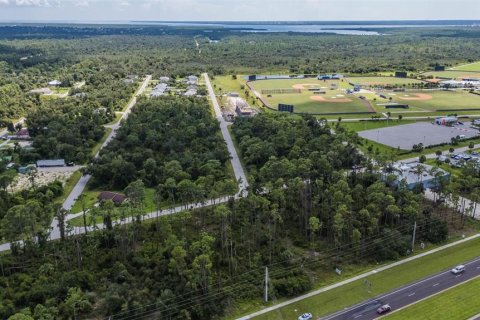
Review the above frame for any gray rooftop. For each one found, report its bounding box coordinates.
[36,159,65,167]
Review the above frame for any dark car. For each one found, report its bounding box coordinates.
[377,304,391,314]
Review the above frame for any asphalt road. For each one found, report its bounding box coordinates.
[320,257,480,320]
[62,75,152,211]
[0,73,248,253]
[203,73,249,194]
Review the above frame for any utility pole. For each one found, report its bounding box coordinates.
[411,221,417,253]
[264,266,269,302]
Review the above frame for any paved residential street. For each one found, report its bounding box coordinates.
[62,75,152,211]
[320,257,480,320]
[204,72,249,195]
[0,73,249,253]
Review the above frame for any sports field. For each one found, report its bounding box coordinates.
[379,90,480,112]
[422,70,480,80]
[451,61,480,72]
[250,78,373,114]
[347,76,426,86]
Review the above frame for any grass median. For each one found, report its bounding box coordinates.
[248,236,480,320]
[385,275,480,320]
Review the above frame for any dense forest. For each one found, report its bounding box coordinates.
[0,24,479,320]
[2,24,480,120]
[0,113,455,320]
[88,97,236,199]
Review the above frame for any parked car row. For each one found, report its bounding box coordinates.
[437,152,480,169]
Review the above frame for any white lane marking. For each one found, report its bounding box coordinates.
[433,283,440,287]
[408,292,416,297]
[456,274,462,278]
[319,256,480,320]
[354,314,363,319]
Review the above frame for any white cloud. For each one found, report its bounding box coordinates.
[0,0,59,6]
[74,0,89,6]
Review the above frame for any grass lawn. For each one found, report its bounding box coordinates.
[250,78,370,114]
[70,189,101,214]
[341,119,415,132]
[212,75,246,95]
[68,187,166,227]
[387,90,480,112]
[106,112,123,125]
[55,171,83,204]
[244,236,480,320]
[422,70,480,79]
[424,159,463,178]
[451,61,480,72]
[385,276,480,320]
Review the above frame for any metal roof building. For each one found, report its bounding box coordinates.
[36,159,66,167]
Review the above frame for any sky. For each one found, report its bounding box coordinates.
[0,0,479,22]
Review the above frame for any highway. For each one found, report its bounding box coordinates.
[320,257,480,320]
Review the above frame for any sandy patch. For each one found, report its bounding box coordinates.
[292,83,322,90]
[398,93,432,101]
[10,169,74,192]
[310,96,352,103]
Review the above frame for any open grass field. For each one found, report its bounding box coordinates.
[68,187,159,226]
[422,70,480,80]
[243,236,480,320]
[347,76,426,86]
[385,276,480,320]
[385,90,480,112]
[341,119,415,132]
[451,61,480,72]
[250,78,372,114]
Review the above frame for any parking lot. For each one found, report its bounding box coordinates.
[358,122,479,150]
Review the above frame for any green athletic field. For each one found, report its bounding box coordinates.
[250,78,372,114]
[347,76,426,86]
[422,70,480,80]
[452,61,480,72]
[385,276,480,320]
[383,90,480,112]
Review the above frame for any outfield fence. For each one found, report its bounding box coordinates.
[260,88,302,94]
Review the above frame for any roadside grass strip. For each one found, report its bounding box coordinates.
[239,235,480,320]
[383,275,480,320]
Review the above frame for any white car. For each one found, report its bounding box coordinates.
[376,304,391,314]
[298,313,312,320]
[451,265,465,274]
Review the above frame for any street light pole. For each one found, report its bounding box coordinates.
[411,221,417,253]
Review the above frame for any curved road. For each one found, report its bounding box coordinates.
[321,257,480,320]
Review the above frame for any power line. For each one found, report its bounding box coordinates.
[105,218,424,319]
[107,217,442,320]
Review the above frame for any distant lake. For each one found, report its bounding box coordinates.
[136,21,480,36]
